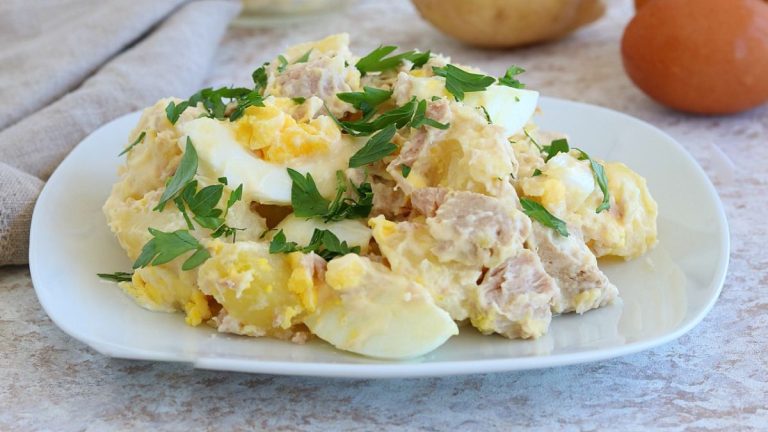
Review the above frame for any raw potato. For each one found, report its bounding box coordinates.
[412,0,605,48]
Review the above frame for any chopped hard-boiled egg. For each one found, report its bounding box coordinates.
[304,254,458,359]
[181,114,360,206]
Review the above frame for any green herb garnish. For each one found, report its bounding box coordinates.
[294,48,313,64]
[575,148,611,213]
[269,229,360,261]
[520,198,569,237]
[411,99,450,130]
[336,87,393,117]
[165,87,264,125]
[348,124,398,168]
[119,131,146,156]
[543,138,570,162]
[97,272,133,282]
[355,46,430,75]
[291,97,306,104]
[401,165,412,178]
[478,105,492,124]
[432,64,495,101]
[532,168,542,177]
[133,228,211,270]
[287,169,331,218]
[498,65,526,89]
[277,55,289,73]
[154,138,198,211]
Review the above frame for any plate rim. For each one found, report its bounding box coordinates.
[29,96,730,378]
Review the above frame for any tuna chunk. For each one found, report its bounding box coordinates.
[527,222,618,314]
[472,250,560,339]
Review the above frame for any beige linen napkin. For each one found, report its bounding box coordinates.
[0,0,241,266]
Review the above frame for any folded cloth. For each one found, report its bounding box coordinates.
[0,0,241,266]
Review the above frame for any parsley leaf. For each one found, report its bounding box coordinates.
[154,137,198,211]
[277,55,289,73]
[229,89,265,121]
[498,65,526,89]
[294,48,313,64]
[291,97,306,104]
[133,228,211,270]
[342,97,419,135]
[252,63,269,90]
[119,131,146,156]
[401,164,412,178]
[348,123,398,168]
[532,168,542,177]
[523,128,542,152]
[165,87,264,125]
[323,171,373,222]
[411,99,450,130]
[337,87,393,117]
[433,64,496,101]
[269,229,360,261]
[574,148,611,213]
[543,138,570,162]
[269,229,300,254]
[287,168,331,218]
[97,272,133,283]
[520,198,569,237]
[355,46,430,75]
[477,105,492,124]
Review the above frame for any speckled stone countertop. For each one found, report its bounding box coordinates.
[2,0,767,430]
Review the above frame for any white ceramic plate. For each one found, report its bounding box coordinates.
[29,97,729,378]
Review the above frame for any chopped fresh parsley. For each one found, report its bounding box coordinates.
[277,55,289,73]
[119,131,146,156]
[165,86,264,125]
[294,48,313,64]
[355,46,431,75]
[324,171,373,222]
[341,97,418,135]
[97,272,133,283]
[291,97,306,104]
[269,229,360,261]
[543,138,570,162]
[532,168,542,177]
[401,165,412,178]
[336,87,393,117]
[478,105,492,124]
[520,198,569,237]
[286,169,373,222]
[498,65,526,89]
[432,64,495,101]
[574,148,611,213]
[154,138,198,211]
[348,124,398,168]
[287,168,331,218]
[133,228,211,270]
[523,128,542,152]
[252,63,269,90]
[411,99,450,129]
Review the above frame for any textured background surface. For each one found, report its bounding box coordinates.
[2,0,767,430]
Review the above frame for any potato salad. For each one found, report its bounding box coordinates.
[101,34,658,359]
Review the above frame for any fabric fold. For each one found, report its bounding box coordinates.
[0,0,241,266]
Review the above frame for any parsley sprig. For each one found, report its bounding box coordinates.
[269,229,360,261]
[411,100,450,130]
[498,66,526,89]
[287,169,372,222]
[433,64,496,101]
[348,124,398,168]
[355,46,430,75]
[97,272,134,283]
[155,138,198,211]
[119,131,146,156]
[534,137,612,214]
[133,228,211,271]
[520,198,569,237]
[574,148,611,213]
[336,87,393,118]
